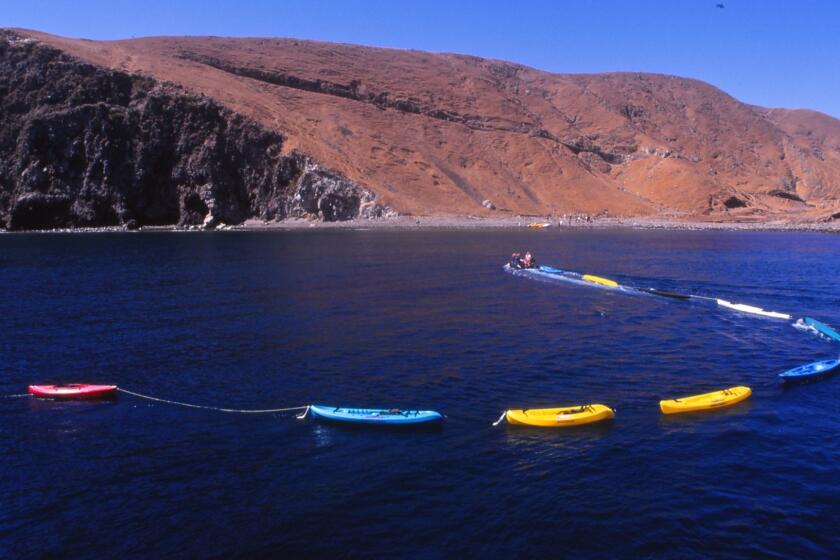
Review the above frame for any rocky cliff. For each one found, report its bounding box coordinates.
[0,31,388,230]
[2,29,840,229]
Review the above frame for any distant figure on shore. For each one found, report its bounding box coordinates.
[510,251,537,269]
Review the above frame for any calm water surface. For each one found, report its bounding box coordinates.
[1,229,839,558]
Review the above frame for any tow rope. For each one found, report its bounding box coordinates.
[117,388,308,415]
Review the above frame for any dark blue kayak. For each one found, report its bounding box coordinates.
[804,317,840,342]
[307,405,444,426]
[638,287,692,300]
[779,358,840,383]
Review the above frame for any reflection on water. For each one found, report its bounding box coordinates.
[502,422,615,458]
[658,399,754,433]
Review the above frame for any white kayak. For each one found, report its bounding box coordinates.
[716,299,791,320]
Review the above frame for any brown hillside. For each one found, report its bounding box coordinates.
[12,30,840,221]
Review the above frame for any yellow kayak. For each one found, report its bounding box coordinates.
[659,386,751,415]
[582,274,618,287]
[503,404,615,427]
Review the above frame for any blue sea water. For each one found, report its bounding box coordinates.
[1,228,839,559]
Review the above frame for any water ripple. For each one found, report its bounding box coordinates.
[1,229,839,558]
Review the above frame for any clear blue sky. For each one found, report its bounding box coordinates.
[4,0,839,117]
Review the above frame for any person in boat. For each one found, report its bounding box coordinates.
[522,252,536,268]
[510,251,537,269]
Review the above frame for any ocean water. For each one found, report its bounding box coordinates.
[1,228,839,559]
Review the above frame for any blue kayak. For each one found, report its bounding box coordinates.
[779,358,840,382]
[537,265,582,278]
[307,405,444,426]
[538,265,566,274]
[804,317,840,343]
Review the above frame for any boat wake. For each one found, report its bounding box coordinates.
[503,264,631,293]
[503,262,840,335]
[793,318,816,334]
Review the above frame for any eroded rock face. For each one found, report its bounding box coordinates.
[287,162,387,221]
[0,31,389,230]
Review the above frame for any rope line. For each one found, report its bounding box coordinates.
[117,388,308,414]
[3,393,30,399]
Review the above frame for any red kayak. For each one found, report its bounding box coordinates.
[28,384,118,399]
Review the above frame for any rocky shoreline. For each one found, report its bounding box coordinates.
[3,215,838,234]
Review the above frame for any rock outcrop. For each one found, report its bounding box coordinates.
[0,31,389,230]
